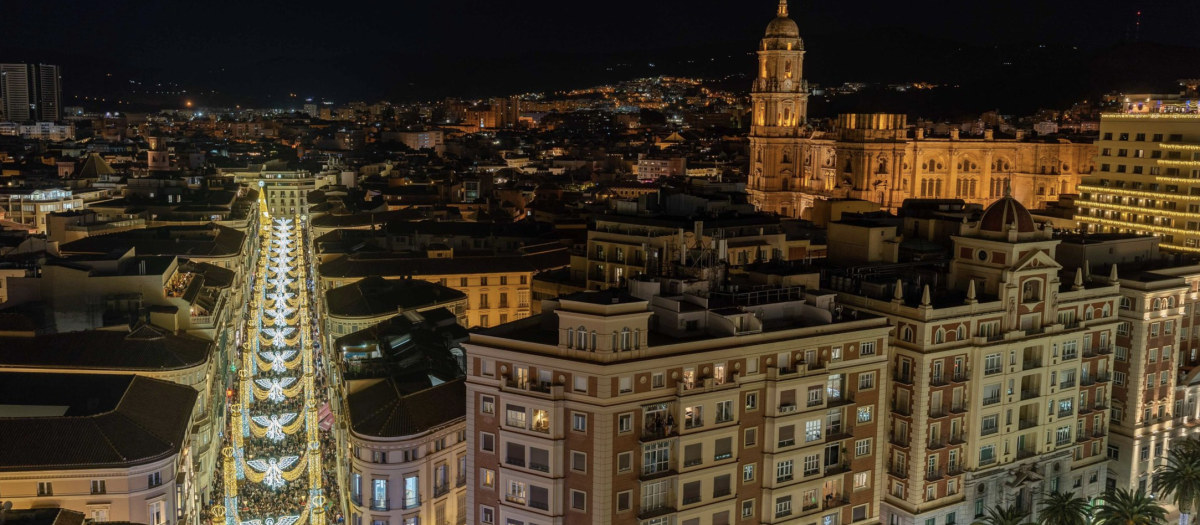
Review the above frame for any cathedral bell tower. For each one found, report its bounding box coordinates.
[748,0,810,213]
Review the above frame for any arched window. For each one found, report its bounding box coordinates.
[577,326,587,350]
[633,329,641,350]
[591,331,598,351]
[1153,298,1161,310]
[901,326,913,342]
[1168,296,1177,309]
[934,328,945,344]
[1102,304,1111,318]
[956,326,966,341]
[1022,280,1042,303]
[1085,307,1094,320]
[1120,297,1133,310]
[620,327,632,351]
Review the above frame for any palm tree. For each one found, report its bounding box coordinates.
[973,505,1030,525]
[1096,488,1167,525]
[1175,437,1200,459]
[1038,491,1089,525]
[1158,450,1200,525]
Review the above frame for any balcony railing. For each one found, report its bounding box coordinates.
[949,432,966,444]
[1017,449,1038,460]
[930,405,948,418]
[1019,418,1038,430]
[931,374,949,387]
[926,467,944,481]
[1060,379,1076,388]
[952,372,970,383]
[683,495,702,505]
[506,456,526,468]
[892,401,911,416]
[928,439,946,450]
[1081,375,1096,386]
[981,426,999,436]
[434,483,449,497]
[1023,360,1043,371]
[714,487,732,498]
[950,402,968,414]
[403,497,421,510]
[530,462,549,473]
[1097,372,1112,383]
[894,370,913,384]
[1021,389,1040,400]
[889,434,910,447]
[529,500,549,511]
[983,395,1001,406]
[1098,345,1113,355]
[456,475,466,487]
[888,460,908,478]
[370,499,390,511]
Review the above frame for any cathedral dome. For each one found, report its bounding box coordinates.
[765,0,800,39]
[979,195,1036,234]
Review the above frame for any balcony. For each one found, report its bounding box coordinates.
[1060,379,1076,389]
[683,495,702,505]
[928,439,946,450]
[370,499,390,511]
[983,395,1001,406]
[951,372,970,383]
[1098,345,1113,355]
[889,434,910,447]
[530,461,549,473]
[828,392,855,407]
[1081,375,1096,387]
[1019,419,1038,430]
[892,401,912,416]
[1058,409,1075,418]
[826,425,853,441]
[1093,427,1108,438]
[1023,360,1043,371]
[949,433,966,445]
[434,483,450,498]
[950,402,968,414]
[894,370,913,385]
[926,467,944,481]
[929,405,948,418]
[529,500,549,511]
[931,374,949,387]
[506,456,526,468]
[948,464,964,476]
[403,498,421,510]
[888,460,908,478]
[456,475,466,487]
[714,487,732,498]
[1021,389,1040,400]
[1097,372,1112,383]
[824,494,850,510]
[1017,449,1038,460]
[1083,347,1098,358]
[981,426,999,436]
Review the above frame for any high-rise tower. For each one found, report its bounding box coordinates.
[747,0,810,217]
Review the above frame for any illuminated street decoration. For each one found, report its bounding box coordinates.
[246,456,300,490]
[242,517,302,525]
[255,377,298,403]
[261,350,298,372]
[251,413,299,441]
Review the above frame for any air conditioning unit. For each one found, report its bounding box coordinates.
[779,404,797,414]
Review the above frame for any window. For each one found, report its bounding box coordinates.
[618,376,633,394]
[745,427,758,447]
[572,413,587,432]
[804,454,821,476]
[983,383,1001,405]
[776,496,793,518]
[506,480,527,505]
[572,451,587,472]
[979,444,996,465]
[715,437,733,461]
[148,472,162,487]
[91,480,106,494]
[855,439,871,456]
[481,395,494,414]
[744,464,756,482]
[859,372,875,390]
[652,373,665,388]
[857,406,873,423]
[480,432,495,452]
[617,491,632,512]
[984,353,1002,375]
[743,500,755,518]
[618,451,632,472]
[854,471,870,489]
[777,459,794,482]
[717,400,734,423]
[618,413,633,433]
[571,490,587,511]
[148,501,165,525]
[506,406,527,428]
[805,420,822,442]
[480,507,495,524]
[643,442,670,475]
[686,405,703,428]
[746,392,758,410]
[573,375,587,393]
[1115,371,1126,386]
[861,341,876,355]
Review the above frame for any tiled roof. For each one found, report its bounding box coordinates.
[347,377,465,438]
[0,324,212,371]
[325,276,465,318]
[319,246,569,278]
[0,373,198,471]
[60,224,245,258]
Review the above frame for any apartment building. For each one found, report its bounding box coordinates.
[465,281,892,525]
[324,276,468,350]
[0,187,85,233]
[318,243,569,328]
[1075,102,1200,253]
[580,212,815,291]
[335,308,471,525]
[226,166,322,217]
[0,324,220,506]
[0,372,199,525]
[1054,234,1200,491]
[823,195,1117,525]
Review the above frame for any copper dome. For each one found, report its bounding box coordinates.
[979,195,1036,234]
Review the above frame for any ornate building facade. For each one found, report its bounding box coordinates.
[746,4,1096,218]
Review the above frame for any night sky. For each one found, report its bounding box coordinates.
[4,0,1198,107]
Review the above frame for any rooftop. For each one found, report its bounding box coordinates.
[0,373,197,471]
[0,324,212,371]
[325,276,466,318]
